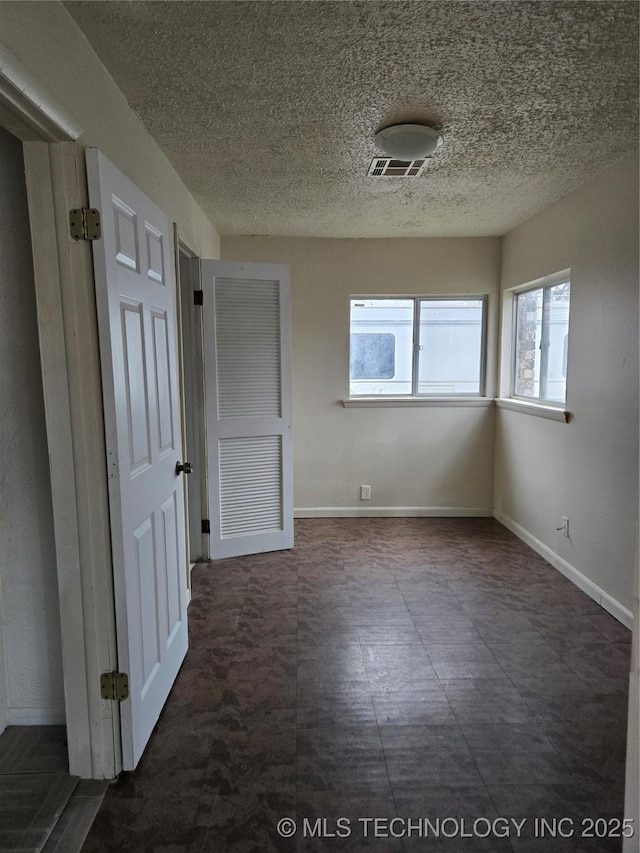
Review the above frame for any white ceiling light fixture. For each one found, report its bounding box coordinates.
[374,123,443,161]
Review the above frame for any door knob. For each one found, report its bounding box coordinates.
[175,461,193,475]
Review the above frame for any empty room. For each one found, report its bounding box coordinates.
[0,2,638,852]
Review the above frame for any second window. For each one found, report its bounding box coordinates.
[349,296,486,397]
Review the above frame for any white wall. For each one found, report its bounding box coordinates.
[0,1,219,258]
[495,153,639,617]
[0,125,64,727]
[222,237,501,514]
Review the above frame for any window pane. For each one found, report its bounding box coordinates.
[514,287,543,399]
[417,299,484,394]
[544,282,570,403]
[514,282,570,403]
[349,299,413,394]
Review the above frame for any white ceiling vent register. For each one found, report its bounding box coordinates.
[368,158,427,177]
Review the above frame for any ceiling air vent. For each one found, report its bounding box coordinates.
[368,158,427,177]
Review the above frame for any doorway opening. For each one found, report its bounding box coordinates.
[0,122,106,852]
[0,123,64,741]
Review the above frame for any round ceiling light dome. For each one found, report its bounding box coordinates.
[374,124,443,160]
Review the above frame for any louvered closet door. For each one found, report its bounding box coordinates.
[201,261,293,558]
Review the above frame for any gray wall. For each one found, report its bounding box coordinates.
[495,152,639,616]
[0,126,64,727]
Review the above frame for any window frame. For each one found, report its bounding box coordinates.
[349,294,488,399]
[510,273,571,408]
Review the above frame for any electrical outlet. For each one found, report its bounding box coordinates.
[360,485,371,501]
[562,516,569,537]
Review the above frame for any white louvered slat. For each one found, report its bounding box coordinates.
[215,277,282,419]
[219,436,283,537]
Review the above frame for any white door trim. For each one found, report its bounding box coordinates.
[22,141,120,779]
[0,57,119,779]
[177,237,209,562]
[175,231,192,579]
[0,42,81,142]
[0,560,6,734]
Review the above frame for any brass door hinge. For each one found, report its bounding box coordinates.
[100,671,129,701]
[69,207,101,241]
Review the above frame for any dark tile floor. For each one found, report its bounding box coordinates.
[0,726,73,851]
[81,518,632,853]
[0,724,107,852]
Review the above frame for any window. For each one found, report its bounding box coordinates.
[349,297,486,396]
[512,278,570,405]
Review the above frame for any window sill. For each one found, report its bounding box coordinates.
[495,398,570,423]
[342,397,494,409]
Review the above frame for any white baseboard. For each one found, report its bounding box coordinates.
[494,510,633,629]
[294,506,493,518]
[7,707,67,726]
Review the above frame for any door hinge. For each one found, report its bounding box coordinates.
[201,519,211,535]
[69,207,102,241]
[194,290,204,306]
[100,671,129,701]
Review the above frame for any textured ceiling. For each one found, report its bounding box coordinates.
[64,0,638,238]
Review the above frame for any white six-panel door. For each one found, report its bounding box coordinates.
[87,149,189,769]
[200,261,293,559]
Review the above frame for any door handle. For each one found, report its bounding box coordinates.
[175,461,193,475]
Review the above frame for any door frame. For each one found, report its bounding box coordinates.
[176,236,210,564]
[0,55,120,778]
